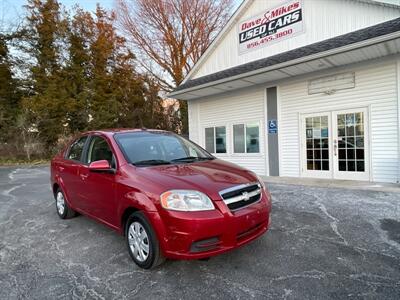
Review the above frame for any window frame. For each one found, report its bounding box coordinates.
[65,135,90,163]
[85,134,118,170]
[232,121,261,154]
[204,125,227,155]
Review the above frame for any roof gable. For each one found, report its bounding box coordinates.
[172,17,400,95]
[183,0,400,83]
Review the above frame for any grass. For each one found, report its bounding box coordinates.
[0,158,50,166]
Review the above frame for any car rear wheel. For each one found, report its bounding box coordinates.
[125,212,165,269]
[55,188,77,219]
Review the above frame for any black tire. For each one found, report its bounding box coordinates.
[54,188,77,219]
[125,212,165,269]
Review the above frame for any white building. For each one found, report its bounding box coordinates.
[170,0,400,183]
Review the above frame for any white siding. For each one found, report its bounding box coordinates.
[279,60,399,182]
[191,0,400,79]
[188,87,267,175]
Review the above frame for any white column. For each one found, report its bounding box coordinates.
[397,59,400,183]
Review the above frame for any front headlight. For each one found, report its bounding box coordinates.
[255,174,267,191]
[256,174,271,201]
[160,190,214,211]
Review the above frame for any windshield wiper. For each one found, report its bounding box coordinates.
[132,159,171,166]
[171,156,214,162]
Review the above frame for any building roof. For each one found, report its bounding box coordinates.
[180,0,400,87]
[172,16,400,94]
[357,0,400,9]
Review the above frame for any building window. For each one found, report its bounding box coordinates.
[205,126,226,153]
[233,123,260,153]
[205,127,214,153]
[233,124,245,153]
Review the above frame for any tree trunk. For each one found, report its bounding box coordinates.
[179,100,188,135]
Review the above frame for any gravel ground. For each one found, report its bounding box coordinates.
[0,166,399,299]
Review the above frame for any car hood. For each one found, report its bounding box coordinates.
[133,159,258,200]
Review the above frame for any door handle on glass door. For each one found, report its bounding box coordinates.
[333,140,337,156]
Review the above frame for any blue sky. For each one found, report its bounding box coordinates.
[1,0,115,16]
[1,0,114,32]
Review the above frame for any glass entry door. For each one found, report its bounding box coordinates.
[301,108,369,181]
[301,112,332,178]
[332,108,369,180]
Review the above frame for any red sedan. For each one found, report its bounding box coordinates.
[51,129,272,269]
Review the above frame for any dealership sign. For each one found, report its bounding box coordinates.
[238,0,304,54]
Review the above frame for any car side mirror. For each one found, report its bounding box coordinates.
[88,160,115,174]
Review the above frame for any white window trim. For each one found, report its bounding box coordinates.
[231,121,262,156]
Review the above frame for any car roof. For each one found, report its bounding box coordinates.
[84,128,170,137]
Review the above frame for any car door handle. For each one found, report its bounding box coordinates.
[58,166,65,172]
[80,173,89,180]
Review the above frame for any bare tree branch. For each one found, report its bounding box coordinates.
[116,0,233,90]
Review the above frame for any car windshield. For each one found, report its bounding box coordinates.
[114,131,214,166]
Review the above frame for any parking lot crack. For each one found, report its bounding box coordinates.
[269,269,337,283]
[316,201,349,245]
[1,184,26,202]
[304,192,349,246]
[347,272,400,291]
[269,270,400,291]
[201,268,273,298]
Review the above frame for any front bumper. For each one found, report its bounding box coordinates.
[149,192,271,259]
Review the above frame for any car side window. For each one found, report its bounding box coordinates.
[67,136,88,161]
[87,136,116,168]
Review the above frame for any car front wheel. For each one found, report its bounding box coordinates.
[125,212,165,269]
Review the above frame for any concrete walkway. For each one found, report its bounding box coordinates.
[261,176,400,193]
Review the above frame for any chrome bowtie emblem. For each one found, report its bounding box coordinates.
[242,191,250,201]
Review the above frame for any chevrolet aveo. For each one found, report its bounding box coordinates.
[51,129,271,269]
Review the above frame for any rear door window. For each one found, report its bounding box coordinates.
[66,136,88,161]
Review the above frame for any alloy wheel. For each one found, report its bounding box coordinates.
[128,221,150,262]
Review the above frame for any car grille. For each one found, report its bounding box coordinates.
[219,182,261,211]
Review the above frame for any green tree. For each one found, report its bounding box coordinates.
[110,55,146,128]
[87,6,149,130]
[63,7,93,133]
[87,6,121,129]
[141,77,173,130]
[22,0,68,148]
[0,34,20,143]
[1,1,176,161]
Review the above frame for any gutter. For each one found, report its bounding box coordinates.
[168,31,400,98]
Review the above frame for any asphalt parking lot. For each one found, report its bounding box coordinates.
[0,166,399,299]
